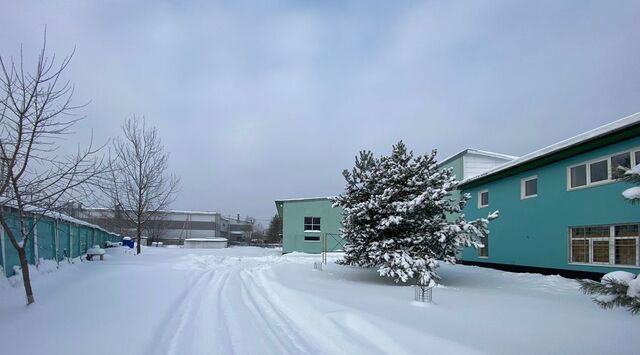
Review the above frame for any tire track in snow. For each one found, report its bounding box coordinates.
[238,270,320,354]
[148,269,215,355]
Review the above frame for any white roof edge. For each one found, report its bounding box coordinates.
[465,149,519,160]
[275,196,334,203]
[438,148,518,166]
[461,111,640,185]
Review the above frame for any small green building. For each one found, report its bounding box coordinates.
[275,198,344,254]
[459,112,640,277]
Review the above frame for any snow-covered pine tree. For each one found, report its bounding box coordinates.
[620,164,640,203]
[333,141,497,287]
[578,272,640,315]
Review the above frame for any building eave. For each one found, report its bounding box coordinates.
[459,112,640,190]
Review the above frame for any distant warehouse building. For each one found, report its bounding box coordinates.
[459,112,640,277]
[276,149,516,254]
[70,207,253,245]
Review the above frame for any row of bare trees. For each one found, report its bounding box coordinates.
[0,34,179,304]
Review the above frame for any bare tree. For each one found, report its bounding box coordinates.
[0,34,105,305]
[106,116,179,254]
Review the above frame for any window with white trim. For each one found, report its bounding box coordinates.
[521,176,538,199]
[478,190,489,208]
[567,148,640,190]
[304,235,320,242]
[570,224,640,267]
[303,217,321,231]
[479,234,489,257]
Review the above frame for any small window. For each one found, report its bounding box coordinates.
[570,165,587,188]
[478,190,489,208]
[479,234,489,257]
[611,152,631,179]
[521,176,537,199]
[635,151,640,166]
[304,235,320,242]
[589,160,609,183]
[303,217,321,231]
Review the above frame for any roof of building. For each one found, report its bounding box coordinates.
[438,148,518,167]
[460,111,640,189]
[274,197,333,203]
[2,203,117,235]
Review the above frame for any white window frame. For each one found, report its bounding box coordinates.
[567,147,640,191]
[520,175,538,199]
[568,224,640,268]
[303,216,321,232]
[478,190,489,208]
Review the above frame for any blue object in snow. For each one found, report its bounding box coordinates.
[122,238,134,248]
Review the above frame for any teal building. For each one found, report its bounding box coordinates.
[275,198,344,254]
[459,112,640,276]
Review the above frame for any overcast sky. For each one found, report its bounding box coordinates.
[2,0,639,225]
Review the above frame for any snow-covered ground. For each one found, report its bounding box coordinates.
[0,246,637,355]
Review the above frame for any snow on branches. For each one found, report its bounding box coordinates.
[333,141,496,287]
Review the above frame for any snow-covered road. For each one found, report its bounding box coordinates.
[0,247,637,355]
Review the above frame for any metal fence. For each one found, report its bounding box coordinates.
[0,207,121,278]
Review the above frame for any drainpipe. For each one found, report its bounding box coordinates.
[1,226,6,278]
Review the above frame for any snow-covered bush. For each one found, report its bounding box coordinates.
[578,271,640,315]
[333,141,497,287]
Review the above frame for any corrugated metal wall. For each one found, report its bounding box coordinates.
[0,208,121,278]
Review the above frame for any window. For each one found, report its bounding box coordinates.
[478,190,489,208]
[589,160,609,183]
[570,224,640,267]
[570,165,587,188]
[568,148,640,190]
[611,152,631,179]
[304,235,320,242]
[304,217,321,231]
[521,176,538,199]
[479,234,489,257]
[615,225,638,265]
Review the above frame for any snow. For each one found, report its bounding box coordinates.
[184,237,228,242]
[86,247,105,255]
[602,271,637,284]
[622,187,640,200]
[0,247,637,355]
[627,276,640,298]
[462,111,640,185]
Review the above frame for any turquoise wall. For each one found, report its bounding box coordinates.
[277,199,344,254]
[0,207,121,277]
[461,136,640,274]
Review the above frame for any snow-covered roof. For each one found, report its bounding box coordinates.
[275,197,334,203]
[2,203,118,235]
[184,237,228,242]
[438,148,518,167]
[84,207,221,216]
[460,111,640,187]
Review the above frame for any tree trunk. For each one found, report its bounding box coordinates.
[17,247,35,305]
[136,225,142,255]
